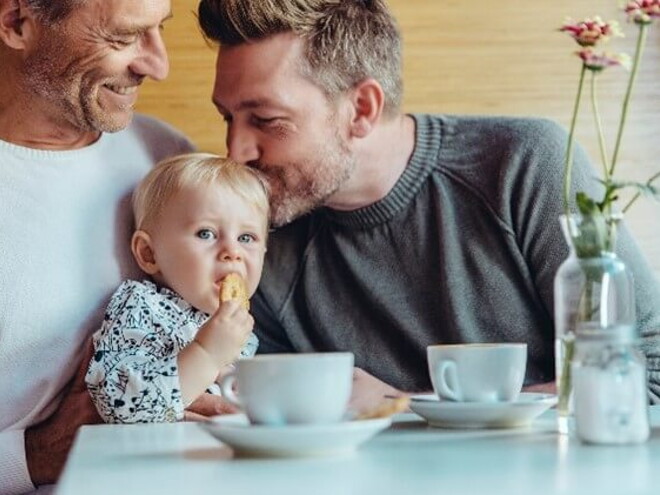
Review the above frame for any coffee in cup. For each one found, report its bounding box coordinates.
[427,343,527,402]
[219,352,354,425]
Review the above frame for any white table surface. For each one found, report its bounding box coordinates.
[56,407,660,495]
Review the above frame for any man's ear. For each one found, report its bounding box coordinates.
[0,0,36,50]
[347,78,385,139]
[131,230,160,275]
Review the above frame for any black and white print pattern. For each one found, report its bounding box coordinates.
[86,280,258,423]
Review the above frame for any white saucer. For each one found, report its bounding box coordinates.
[200,414,391,457]
[409,392,557,429]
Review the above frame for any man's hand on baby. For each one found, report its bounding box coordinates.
[25,340,102,486]
[194,300,254,367]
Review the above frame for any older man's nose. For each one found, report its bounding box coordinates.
[130,28,169,81]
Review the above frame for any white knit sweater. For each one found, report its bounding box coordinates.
[0,114,193,495]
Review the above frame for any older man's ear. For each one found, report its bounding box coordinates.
[0,0,37,50]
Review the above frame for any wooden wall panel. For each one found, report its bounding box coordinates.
[137,0,660,273]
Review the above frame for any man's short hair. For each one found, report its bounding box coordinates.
[23,0,85,24]
[133,152,270,234]
[198,0,403,117]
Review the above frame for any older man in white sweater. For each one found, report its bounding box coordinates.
[0,0,194,493]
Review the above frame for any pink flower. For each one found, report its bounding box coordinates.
[624,0,660,24]
[576,49,631,71]
[559,6,659,222]
[559,17,623,46]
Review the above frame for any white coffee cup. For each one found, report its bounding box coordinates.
[427,343,527,402]
[219,352,354,425]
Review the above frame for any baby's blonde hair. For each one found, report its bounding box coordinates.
[132,152,270,232]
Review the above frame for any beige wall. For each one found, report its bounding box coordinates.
[137,0,660,273]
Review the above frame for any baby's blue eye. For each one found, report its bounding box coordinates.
[196,229,216,240]
[238,233,256,243]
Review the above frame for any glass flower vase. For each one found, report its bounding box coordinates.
[553,213,636,435]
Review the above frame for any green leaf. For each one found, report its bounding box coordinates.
[608,180,660,201]
[593,180,622,210]
[575,192,600,215]
[570,198,611,257]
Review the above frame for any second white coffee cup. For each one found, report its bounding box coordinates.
[219,352,354,425]
[427,343,527,402]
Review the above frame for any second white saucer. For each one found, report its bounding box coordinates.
[409,392,557,429]
[200,414,391,457]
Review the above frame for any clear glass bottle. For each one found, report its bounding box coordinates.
[553,213,637,435]
[571,326,649,444]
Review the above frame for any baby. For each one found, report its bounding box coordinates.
[86,153,269,423]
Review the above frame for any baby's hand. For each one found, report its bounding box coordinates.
[184,393,240,421]
[194,300,254,367]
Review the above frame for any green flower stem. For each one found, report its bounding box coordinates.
[581,274,600,321]
[609,22,648,178]
[623,170,660,213]
[558,336,575,413]
[563,64,588,217]
[590,72,610,185]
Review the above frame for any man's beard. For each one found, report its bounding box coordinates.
[259,131,356,227]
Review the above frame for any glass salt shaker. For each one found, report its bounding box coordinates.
[571,324,649,444]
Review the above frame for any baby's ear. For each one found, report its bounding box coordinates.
[131,230,159,275]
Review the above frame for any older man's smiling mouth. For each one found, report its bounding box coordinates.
[104,83,138,95]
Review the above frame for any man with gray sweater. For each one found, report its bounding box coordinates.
[198,0,660,411]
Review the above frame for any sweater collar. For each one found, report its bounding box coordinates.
[0,133,107,161]
[321,114,443,229]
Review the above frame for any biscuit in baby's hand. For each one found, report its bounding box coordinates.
[219,273,249,310]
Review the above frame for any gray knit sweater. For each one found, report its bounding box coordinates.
[253,113,660,398]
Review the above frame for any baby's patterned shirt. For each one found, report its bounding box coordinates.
[85,279,258,423]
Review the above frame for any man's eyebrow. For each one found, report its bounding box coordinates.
[236,99,276,111]
[212,98,284,114]
[115,11,174,35]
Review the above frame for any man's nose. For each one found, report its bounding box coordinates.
[130,28,169,81]
[226,126,260,164]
